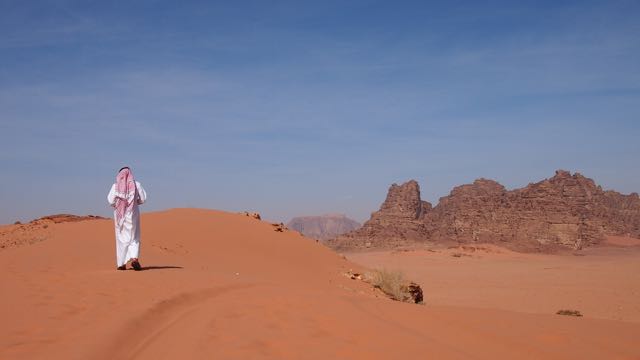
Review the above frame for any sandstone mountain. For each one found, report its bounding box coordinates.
[287,214,360,241]
[328,170,640,252]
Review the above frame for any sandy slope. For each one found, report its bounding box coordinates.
[1,209,639,359]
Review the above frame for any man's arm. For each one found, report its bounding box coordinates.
[107,184,117,207]
[136,182,147,205]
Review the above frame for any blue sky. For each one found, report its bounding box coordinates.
[1,0,639,224]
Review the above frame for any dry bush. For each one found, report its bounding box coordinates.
[368,268,407,301]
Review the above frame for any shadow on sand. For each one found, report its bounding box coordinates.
[137,266,184,271]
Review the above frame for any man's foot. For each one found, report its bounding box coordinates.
[131,259,142,271]
[117,265,127,270]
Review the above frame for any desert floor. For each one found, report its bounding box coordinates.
[1,209,639,359]
[347,241,640,324]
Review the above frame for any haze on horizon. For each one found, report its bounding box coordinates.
[1,0,639,224]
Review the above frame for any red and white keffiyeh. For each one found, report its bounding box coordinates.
[114,168,137,228]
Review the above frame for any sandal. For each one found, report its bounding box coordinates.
[131,259,142,271]
[117,265,127,270]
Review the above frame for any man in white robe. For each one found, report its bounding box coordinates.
[107,167,147,270]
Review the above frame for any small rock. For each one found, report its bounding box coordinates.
[241,212,261,220]
[401,282,424,304]
[556,309,583,317]
[344,270,363,280]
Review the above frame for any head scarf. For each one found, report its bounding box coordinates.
[114,167,137,227]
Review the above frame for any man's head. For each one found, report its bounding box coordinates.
[118,166,130,173]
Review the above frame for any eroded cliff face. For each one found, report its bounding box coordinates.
[333,180,432,249]
[371,180,432,222]
[328,171,640,252]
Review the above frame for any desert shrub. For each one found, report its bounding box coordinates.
[369,268,406,301]
[556,309,583,317]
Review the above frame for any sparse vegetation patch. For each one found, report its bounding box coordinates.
[368,269,424,304]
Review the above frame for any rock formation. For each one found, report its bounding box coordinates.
[1,214,106,250]
[240,211,262,220]
[33,214,106,223]
[287,214,360,241]
[328,171,640,252]
[340,181,431,248]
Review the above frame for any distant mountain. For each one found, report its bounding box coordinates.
[287,214,360,241]
[327,170,640,252]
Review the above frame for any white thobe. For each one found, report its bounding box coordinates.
[107,181,147,267]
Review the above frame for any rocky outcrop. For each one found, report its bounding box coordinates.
[328,171,640,252]
[33,214,107,223]
[240,211,262,220]
[333,181,431,248]
[401,282,424,304]
[372,180,431,221]
[287,214,360,241]
[1,214,107,250]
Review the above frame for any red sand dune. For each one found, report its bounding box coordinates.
[1,209,639,359]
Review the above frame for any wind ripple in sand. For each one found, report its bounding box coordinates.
[102,284,256,360]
